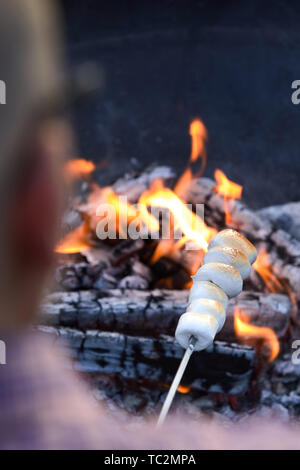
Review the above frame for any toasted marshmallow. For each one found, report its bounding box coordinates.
[188,280,228,309]
[189,280,228,310]
[208,229,257,264]
[175,229,256,352]
[192,262,243,297]
[186,298,226,332]
[175,312,219,351]
[203,246,251,280]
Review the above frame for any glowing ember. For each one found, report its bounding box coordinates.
[234,308,280,362]
[214,169,243,225]
[64,159,96,180]
[177,385,191,394]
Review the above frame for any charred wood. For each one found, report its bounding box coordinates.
[40,289,290,340]
[37,325,255,395]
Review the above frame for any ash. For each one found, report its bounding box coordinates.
[87,347,300,423]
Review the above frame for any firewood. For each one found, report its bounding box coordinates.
[112,165,175,203]
[36,325,255,396]
[60,168,300,303]
[258,202,300,242]
[40,289,290,341]
[186,177,271,239]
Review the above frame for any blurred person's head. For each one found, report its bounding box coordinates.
[0,0,71,330]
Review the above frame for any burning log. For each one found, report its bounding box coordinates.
[186,177,271,239]
[40,289,290,341]
[220,291,290,343]
[112,165,175,203]
[59,167,300,307]
[37,325,255,395]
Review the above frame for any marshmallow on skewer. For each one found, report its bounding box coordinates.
[203,246,251,280]
[187,298,226,331]
[192,262,243,298]
[175,229,257,351]
[208,228,257,264]
[176,313,219,351]
[188,280,228,309]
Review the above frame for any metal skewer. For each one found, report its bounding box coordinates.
[156,335,197,427]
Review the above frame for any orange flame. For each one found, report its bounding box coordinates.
[64,159,96,180]
[234,308,280,362]
[253,248,297,317]
[106,189,139,239]
[56,120,213,259]
[174,119,207,199]
[55,223,91,254]
[189,119,207,165]
[56,121,245,278]
[253,248,284,293]
[214,169,242,225]
[143,185,214,248]
[174,167,193,200]
[139,179,216,268]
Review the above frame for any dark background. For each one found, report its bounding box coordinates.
[61,0,300,208]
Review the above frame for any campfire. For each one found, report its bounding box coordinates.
[38,118,300,420]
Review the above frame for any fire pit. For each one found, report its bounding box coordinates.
[38,119,300,421]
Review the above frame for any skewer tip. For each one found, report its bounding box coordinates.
[156,336,197,427]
